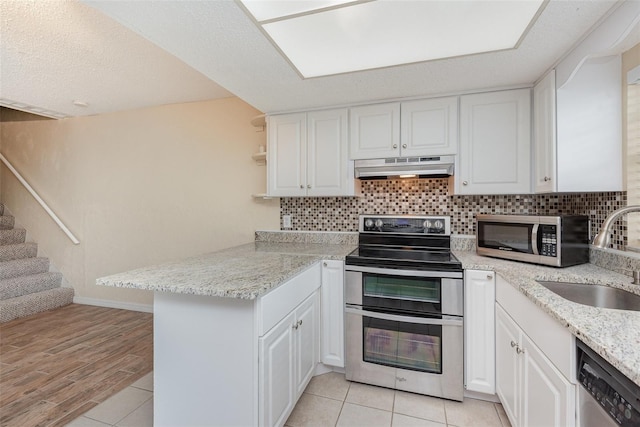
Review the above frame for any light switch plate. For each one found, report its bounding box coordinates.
[283,215,292,228]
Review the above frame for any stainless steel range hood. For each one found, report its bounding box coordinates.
[354,156,455,179]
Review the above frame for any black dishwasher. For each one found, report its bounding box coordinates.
[577,340,640,427]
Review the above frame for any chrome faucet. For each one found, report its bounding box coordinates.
[592,205,640,248]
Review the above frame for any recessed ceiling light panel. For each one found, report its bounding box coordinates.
[243,0,545,78]
[240,0,357,22]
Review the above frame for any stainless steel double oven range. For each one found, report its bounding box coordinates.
[345,215,464,401]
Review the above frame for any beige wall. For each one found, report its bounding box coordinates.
[0,98,280,308]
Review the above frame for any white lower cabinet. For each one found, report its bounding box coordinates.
[464,269,495,395]
[260,310,296,427]
[320,260,345,367]
[260,291,319,427]
[495,275,576,427]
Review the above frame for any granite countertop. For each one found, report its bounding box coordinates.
[454,250,640,387]
[97,241,356,300]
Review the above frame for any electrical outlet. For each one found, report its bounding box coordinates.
[283,215,292,229]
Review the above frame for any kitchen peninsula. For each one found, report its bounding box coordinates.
[97,235,356,427]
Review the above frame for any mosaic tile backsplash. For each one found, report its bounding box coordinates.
[280,178,628,250]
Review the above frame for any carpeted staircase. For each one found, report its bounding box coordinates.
[0,203,74,322]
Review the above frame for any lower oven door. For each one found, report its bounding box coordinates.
[345,305,463,401]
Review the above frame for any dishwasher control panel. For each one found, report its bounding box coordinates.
[578,341,640,427]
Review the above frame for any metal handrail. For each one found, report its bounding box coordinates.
[0,153,80,245]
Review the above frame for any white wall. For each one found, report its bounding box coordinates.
[0,98,280,308]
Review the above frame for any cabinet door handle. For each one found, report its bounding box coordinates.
[293,323,299,330]
[544,176,550,182]
[323,262,328,267]
[463,181,468,186]
[486,274,493,279]
[516,346,525,355]
[393,144,398,149]
[298,319,303,326]
[402,144,407,149]
[307,185,311,189]
[510,341,517,348]
[299,185,304,189]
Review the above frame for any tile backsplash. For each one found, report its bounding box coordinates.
[280,178,628,250]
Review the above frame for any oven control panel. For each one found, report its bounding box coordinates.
[360,215,451,235]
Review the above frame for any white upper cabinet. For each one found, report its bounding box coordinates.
[555,56,623,192]
[268,109,354,197]
[268,113,307,197]
[533,70,557,193]
[401,97,458,156]
[456,89,531,195]
[350,98,458,159]
[307,109,351,197]
[350,103,401,159]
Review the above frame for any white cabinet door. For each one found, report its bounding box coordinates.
[307,109,351,197]
[260,311,296,427]
[521,334,575,427]
[268,113,307,197]
[457,89,531,195]
[295,292,319,398]
[350,103,400,159]
[464,270,495,395]
[556,55,623,192]
[496,305,521,427]
[401,97,458,156]
[320,260,344,368]
[533,70,557,193]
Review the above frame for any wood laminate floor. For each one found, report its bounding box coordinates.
[0,304,153,427]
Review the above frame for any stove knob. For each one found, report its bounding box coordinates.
[375,219,384,228]
[365,219,374,228]
[434,220,444,230]
[423,220,432,229]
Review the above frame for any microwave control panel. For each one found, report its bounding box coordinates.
[539,225,557,257]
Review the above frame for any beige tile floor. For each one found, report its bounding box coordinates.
[68,372,511,427]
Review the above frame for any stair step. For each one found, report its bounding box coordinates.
[0,215,14,230]
[0,272,63,300]
[0,229,26,245]
[0,243,38,262]
[0,257,50,280]
[0,287,74,323]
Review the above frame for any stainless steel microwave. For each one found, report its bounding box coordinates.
[476,214,590,267]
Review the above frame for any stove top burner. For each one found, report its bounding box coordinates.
[346,246,462,272]
[349,215,461,272]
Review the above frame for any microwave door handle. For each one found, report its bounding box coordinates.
[532,223,540,255]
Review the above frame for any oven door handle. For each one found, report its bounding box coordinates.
[345,306,463,327]
[345,265,463,279]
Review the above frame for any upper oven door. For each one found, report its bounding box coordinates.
[477,219,538,255]
[345,266,463,317]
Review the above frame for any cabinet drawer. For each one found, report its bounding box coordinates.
[496,275,575,381]
[257,263,321,336]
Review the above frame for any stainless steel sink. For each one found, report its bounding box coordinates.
[536,281,640,311]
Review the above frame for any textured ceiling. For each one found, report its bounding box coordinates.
[0,1,232,118]
[83,0,622,114]
[0,0,629,118]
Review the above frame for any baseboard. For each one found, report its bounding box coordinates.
[464,389,500,402]
[73,296,153,313]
